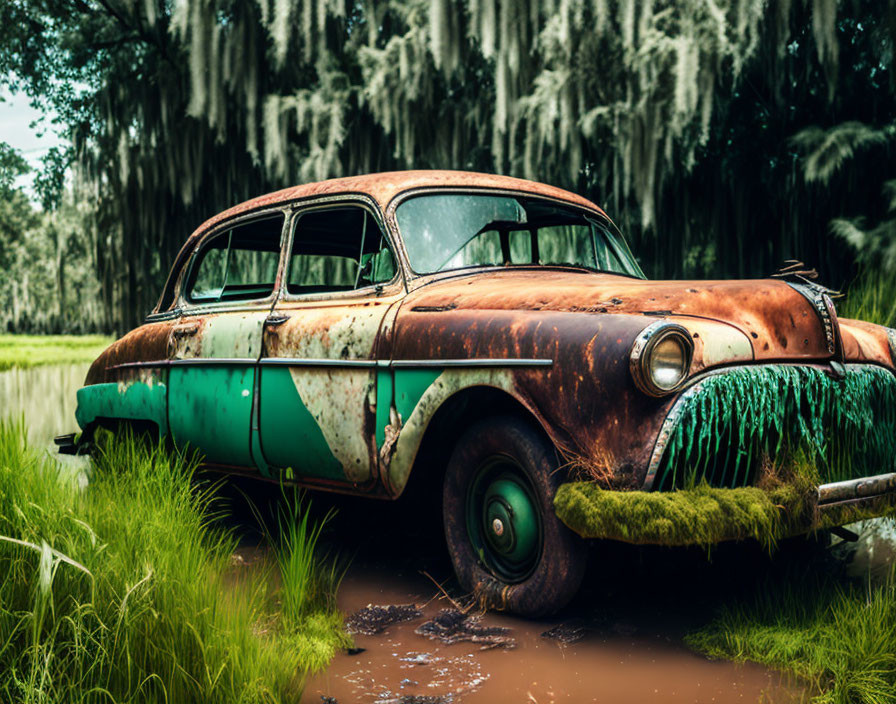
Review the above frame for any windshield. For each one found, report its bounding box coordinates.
[395,193,644,278]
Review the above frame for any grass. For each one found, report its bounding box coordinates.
[0,418,350,703]
[837,267,896,328]
[0,334,113,371]
[686,558,896,704]
[250,488,345,630]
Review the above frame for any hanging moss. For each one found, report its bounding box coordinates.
[656,365,896,490]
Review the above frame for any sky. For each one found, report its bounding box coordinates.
[0,88,66,197]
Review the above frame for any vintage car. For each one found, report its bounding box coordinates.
[64,170,896,615]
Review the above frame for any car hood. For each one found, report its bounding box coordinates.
[402,269,837,362]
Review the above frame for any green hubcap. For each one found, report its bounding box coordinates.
[466,459,541,582]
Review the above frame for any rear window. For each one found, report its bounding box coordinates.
[186,215,285,304]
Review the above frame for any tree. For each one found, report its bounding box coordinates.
[0,0,893,332]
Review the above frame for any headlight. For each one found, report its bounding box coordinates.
[630,322,694,396]
[888,328,896,365]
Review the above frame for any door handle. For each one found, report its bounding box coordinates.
[265,314,290,327]
[172,321,200,338]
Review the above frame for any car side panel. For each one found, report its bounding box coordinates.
[259,291,403,485]
[167,311,268,468]
[75,368,169,435]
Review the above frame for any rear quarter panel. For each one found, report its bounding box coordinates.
[75,322,172,436]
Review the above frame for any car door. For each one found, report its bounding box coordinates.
[167,212,287,468]
[256,202,403,488]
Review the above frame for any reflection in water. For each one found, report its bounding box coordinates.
[0,363,87,447]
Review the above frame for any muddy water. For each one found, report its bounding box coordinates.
[303,563,801,704]
[0,363,87,447]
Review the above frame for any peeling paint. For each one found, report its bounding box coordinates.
[387,368,517,495]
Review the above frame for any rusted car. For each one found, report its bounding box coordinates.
[64,170,896,615]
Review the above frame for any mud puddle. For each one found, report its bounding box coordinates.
[303,563,801,704]
[217,479,893,704]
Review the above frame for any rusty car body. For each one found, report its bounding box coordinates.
[66,170,896,614]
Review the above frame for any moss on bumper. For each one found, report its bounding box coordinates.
[554,479,896,547]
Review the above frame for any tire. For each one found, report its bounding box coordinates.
[442,415,587,616]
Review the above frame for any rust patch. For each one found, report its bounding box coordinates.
[85,322,173,385]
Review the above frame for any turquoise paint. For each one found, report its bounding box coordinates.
[393,369,441,425]
[75,380,169,436]
[168,366,255,467]
[257,366,344,480]
[375,366,394,448]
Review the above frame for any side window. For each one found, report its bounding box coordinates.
[187,214,285,303]
[287,207,395,295]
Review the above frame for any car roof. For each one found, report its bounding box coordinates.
[185,170,605,244]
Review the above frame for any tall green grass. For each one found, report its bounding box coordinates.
[248,487,346,630]
[0,418,349,703]
[687,560,896,704]
[0,334,113,371]
[837,268,896,328]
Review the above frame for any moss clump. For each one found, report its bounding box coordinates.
[555,465,896,548]
[554,482,801,548]
[554,454,831,547]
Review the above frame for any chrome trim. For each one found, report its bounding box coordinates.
[170,358,256,366]
[818,472,896,505]
[110,357,554,372]
[108,358,256,371]
[629,321,693,397]
[641,362,893,491]
[107,361,169,370]
[390,358,553,368]
[259,358,378,368]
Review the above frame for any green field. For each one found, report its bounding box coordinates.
[0,334,113,371]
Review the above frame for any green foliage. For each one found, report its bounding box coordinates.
[0,418,348,703]
[838,269,896,328]
[686,563,896,704]
[0,1,894,329]
[0,142,28,197]
[250,488,346,630]
[0,334,112,371]
[792,122,893,186]
[657,365,896,490]
[831,179,896,274]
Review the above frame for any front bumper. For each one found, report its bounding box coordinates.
[553,473,896,547]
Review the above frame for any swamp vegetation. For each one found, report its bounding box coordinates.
[0,1,895,702]
[1,0,895,332]
[0,418,349,703]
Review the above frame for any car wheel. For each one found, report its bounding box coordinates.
[442,415,587,616]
